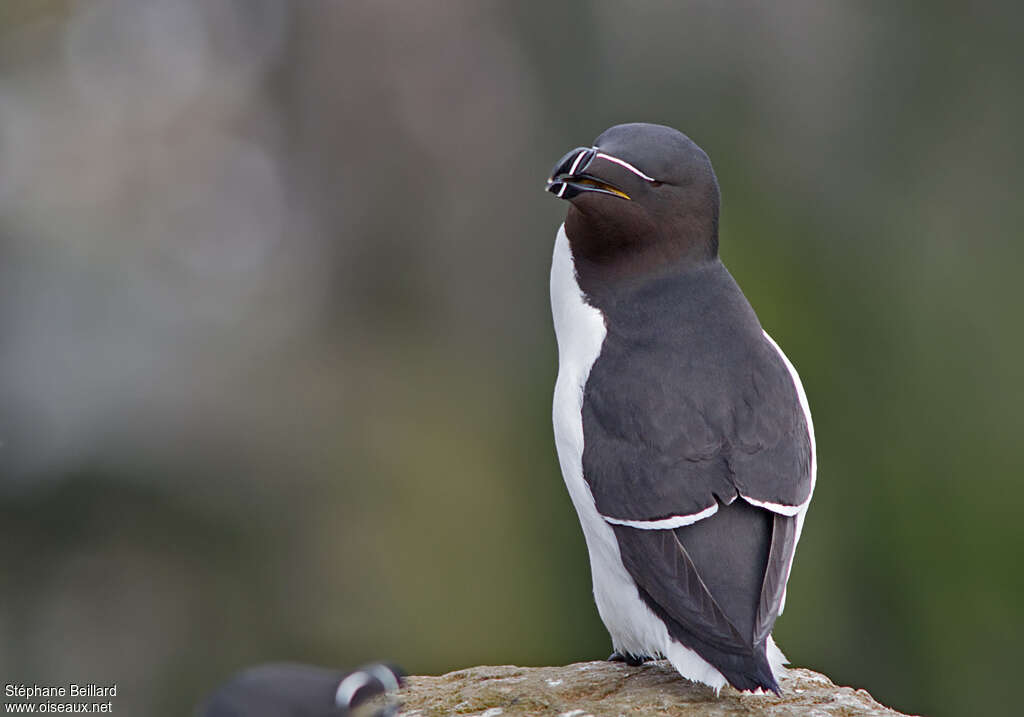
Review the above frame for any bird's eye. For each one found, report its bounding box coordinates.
[650,180,663,187]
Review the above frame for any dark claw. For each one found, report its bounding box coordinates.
[607,651,650,667]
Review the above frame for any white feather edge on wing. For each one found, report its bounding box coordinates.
[759,329,817,615]
[597,330,817,616]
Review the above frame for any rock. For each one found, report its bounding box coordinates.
[381,660,913,716]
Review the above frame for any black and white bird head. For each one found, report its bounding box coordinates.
[546,123,721,291]
[195,662,404,717]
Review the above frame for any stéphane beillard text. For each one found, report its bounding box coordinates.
[5,684,117,699]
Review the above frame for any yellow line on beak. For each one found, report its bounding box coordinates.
[574,177,631,200]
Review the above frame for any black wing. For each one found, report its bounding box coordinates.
[581,262,811,524]
[581,262,811,691]
[613,506,797,692]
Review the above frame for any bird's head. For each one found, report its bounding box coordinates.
[546,123,721,288]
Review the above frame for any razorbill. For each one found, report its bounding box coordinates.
[195,662,404,716]
[546,123,815,694]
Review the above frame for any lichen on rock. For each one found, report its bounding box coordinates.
[380,660,913,716]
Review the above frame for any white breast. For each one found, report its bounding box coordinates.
[549,224,730,691]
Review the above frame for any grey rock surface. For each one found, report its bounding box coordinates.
[386,661,913,716]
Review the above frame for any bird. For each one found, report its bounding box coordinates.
[194,662,404,717]
[546,123,815,695]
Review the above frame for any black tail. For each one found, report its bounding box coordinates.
[714,645,780,695]
[635,585,781,694]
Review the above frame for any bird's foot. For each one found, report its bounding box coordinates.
[607,651,651,667]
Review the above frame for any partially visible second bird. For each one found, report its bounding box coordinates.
[195,662,404,717]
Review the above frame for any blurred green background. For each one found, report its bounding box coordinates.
[1,2,1021,715]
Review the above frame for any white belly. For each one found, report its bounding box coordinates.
[549,224,730,691]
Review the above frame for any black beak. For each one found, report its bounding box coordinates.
[546,147,631,201]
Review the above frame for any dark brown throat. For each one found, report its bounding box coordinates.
[565,203,716,304]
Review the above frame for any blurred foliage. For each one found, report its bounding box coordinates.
[1,2,1022,716]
